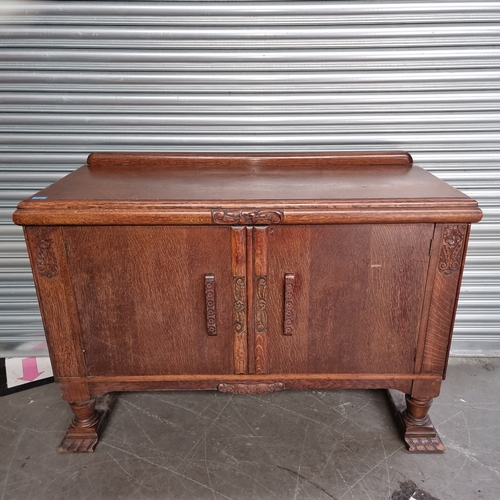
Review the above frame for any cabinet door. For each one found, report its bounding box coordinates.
[63,226,235,376]
[264,224,434,374]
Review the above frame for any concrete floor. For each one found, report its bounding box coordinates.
[0,358,499,500]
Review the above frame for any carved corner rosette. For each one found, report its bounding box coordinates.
[217,382,285,394]
[212,209,284,225]
[27,226,59,279]
[438,224,467,276]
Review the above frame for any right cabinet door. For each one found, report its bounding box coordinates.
[266,224,434,374]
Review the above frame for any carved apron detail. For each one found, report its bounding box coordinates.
[212,210,284,225]
[28,226,59,278]
[438,224,467,275]
[218,382,285,394]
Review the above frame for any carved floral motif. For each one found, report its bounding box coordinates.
[255,276,267,334]
[233,276,246,334]
[212,210,284,225]
[233,276,247,374]
[438,225,467,275]
[27,226,59,279]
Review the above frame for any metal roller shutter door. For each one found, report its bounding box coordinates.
[1,1,499,356]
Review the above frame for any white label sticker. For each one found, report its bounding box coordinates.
[5,357,53,389]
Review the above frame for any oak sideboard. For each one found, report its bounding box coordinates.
[13,152,482,453]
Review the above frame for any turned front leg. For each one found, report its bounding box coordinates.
[69,399,100,429]
[58,394,117,453]
[402,395,433,427]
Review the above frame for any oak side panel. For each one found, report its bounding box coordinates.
[414,224,441,373]
[267,224,434,374]
[24,227,87,382]
[63,226,234,376]
[421,224,471,376]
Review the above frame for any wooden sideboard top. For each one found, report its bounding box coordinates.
[13,152,482,225]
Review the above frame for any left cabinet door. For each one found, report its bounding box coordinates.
[63,226,236,376]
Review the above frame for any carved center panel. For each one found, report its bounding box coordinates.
[212,210,284,225]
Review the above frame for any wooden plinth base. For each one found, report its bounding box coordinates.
[57,393,117,453]
[387,389,445,453]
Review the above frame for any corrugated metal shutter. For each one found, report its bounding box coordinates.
[1,1,498,356]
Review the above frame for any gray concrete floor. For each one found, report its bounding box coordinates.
[1,358,499,500]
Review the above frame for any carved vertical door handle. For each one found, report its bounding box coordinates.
[204,274,217,336]
[284,273,295,335]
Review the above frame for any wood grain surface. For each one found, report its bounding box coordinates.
[14,152,481,226]
[266,224,434,374]
[63,226,235,376]
[86,151,413,168]
[421,224,471,377]
[14,152,482,453]
[25,226,87,380]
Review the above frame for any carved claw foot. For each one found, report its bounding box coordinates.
[387,389,445,453]
[57,393,117,453]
